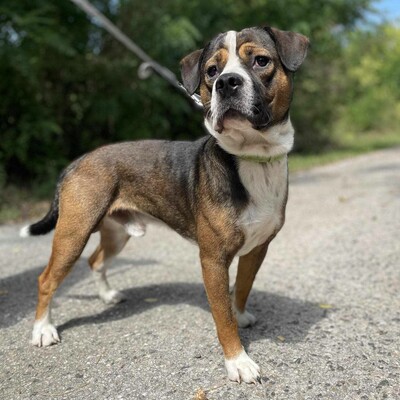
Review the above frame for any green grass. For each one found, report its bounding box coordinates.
[1,131,399,225]
[289,131,400,172]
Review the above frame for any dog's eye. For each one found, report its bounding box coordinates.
[254,56,270,67]
[207,66,218,78]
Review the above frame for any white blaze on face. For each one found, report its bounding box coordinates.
[210,31,254,131]
[222,31,246,76]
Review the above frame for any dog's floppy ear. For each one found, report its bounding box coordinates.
[180,49,203,95]
[265,27,309,72]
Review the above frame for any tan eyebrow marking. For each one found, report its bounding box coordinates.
[205,48,229,70]
[238,43,271,60]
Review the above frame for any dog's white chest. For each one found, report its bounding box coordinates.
[237,158,287,256]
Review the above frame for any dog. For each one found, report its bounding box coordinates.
[20,26,309,384]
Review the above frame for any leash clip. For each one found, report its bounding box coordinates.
[190,94,203,108]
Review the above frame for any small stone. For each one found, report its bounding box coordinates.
[376,379,389,390]
[144,298,158,303]
[319,303,333,309]
[193,389,208,400]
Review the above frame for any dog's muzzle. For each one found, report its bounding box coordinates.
[212,75,271,132]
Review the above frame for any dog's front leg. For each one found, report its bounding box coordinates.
[200,252,261,383]
[232,241,270,328]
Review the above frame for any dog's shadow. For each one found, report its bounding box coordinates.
[59,282,326,345]
[0,258,328,344]
[0,257,154,329]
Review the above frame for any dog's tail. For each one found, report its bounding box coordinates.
[20,195,59,237]
[20,157,83,238]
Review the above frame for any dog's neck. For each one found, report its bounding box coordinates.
[204,117,294,159]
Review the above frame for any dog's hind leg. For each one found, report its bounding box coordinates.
[32,222,98,347]
[88,217,130,304]
[32,176,113,347]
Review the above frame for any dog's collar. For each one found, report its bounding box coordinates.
[237,153,287,163]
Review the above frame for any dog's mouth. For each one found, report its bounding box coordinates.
[214,109,248,133]
[214,104,270,133]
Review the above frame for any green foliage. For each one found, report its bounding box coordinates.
[0,0,376,192]
[336,24,400,134]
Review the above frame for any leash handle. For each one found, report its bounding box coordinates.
[70,0,203,109]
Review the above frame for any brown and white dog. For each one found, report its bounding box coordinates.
[21,26,308,384]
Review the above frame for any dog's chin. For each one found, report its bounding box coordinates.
[213,115,272,134]
[214,110,249,133]
[211,102,272,133]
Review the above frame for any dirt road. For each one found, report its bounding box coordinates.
[1,148,399,399]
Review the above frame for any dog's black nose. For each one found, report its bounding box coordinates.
[216,73,244,97]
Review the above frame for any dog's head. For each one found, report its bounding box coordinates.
[181,27,309,139]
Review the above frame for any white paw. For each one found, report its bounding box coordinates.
[225,350,261,384]
[234,308,257,328]
[100,289,126,304]
[31,322,60,347]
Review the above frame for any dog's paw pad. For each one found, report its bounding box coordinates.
[235,310,257,328]
[31,323,60,347]
[100,289,126,304]
[225,350,261,384]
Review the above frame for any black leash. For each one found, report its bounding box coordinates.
[70,0,203,109]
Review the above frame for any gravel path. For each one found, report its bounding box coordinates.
[1,148,399,400]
